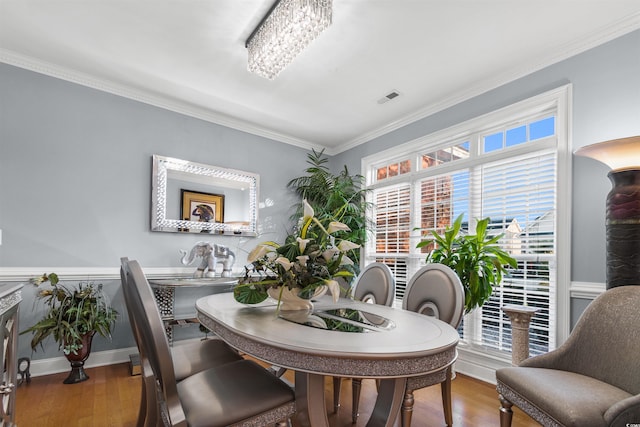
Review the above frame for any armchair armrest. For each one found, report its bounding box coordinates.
[605,394,640,427]
[518,346,568,369]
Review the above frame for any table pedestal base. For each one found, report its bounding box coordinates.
[294,371,407,427]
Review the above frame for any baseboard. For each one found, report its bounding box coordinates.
[455,345,512,385]
[27,346,139,378]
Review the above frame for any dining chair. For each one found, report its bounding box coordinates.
[401,263,464,427]
[121,258,296,427]
[120,259,160,427]
[333,262,395,422]
[120,257,246,426]
[496,285,640,427]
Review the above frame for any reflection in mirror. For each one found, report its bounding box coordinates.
[151,155,259,236]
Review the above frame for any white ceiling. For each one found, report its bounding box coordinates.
[1,1,640,154]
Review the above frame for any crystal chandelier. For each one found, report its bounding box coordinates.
[246,0,332,80]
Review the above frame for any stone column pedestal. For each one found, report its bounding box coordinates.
[502,305,540,366]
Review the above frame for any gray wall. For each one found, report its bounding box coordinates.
[2,29,639,362]
[0,63,309,359]
[333,30,640,289]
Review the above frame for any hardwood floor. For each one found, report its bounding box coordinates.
[15,362,539,426]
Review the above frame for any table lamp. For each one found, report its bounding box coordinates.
[575,136,640,289]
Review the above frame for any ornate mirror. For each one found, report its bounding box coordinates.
[151,155,259,236]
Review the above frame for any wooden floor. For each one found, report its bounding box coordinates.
[15,362,539,426]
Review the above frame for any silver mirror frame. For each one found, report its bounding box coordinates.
[151,155,259,236]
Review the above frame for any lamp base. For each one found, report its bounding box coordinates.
[606,169,640,289]
[607,223,640,289]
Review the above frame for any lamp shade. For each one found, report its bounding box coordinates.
[574,136,640,171]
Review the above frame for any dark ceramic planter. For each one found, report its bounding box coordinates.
[63,332,95,384]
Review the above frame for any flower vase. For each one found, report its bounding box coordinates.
[267,286,327,311]
[63,332,95,384]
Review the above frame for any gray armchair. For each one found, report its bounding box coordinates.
[496,285,640,427]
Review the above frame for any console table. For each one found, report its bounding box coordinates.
[148,277,237,344]
[0,284,22,427]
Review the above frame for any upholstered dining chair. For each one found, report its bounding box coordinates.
[121,258,296,427]
[496,285,640,427]
[401,263,464,427]
[333,262,396,422]
[120,257,244,426]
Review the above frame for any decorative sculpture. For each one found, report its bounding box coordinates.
[180,242,235,278]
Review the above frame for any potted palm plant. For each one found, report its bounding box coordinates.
[21,273,118,384]
[287,149,371,266]
[418,214,517,313]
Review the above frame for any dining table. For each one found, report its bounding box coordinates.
[196,292,459,427]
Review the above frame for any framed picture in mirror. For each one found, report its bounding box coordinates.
[180,190,224,224]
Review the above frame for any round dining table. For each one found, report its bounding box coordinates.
[196,292,459,427]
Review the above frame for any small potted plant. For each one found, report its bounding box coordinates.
[418,214,517,313]
[21,273,118,383]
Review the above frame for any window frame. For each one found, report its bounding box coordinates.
[361,85,572,377]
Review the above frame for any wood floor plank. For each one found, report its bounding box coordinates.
[15,362,538,426]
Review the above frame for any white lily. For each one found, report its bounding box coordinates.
[247,244,269,263]
[275,257,292,271]
[322,247,339,261]
[340,255,354,266]
[297,237,311,253]
[325,279,341,303]
[296,255,309,266]
[327,221,350,233]
[338,240,361,252]
[303,199,314,221]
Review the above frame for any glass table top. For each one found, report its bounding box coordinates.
[279,307,396,333]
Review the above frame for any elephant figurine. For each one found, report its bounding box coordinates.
[179,242,236,278]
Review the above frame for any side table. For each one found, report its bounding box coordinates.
[502,304,539,366]
[0,284,22,427]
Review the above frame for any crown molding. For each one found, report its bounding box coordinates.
[333,12,640,155]
[2,12,638,157]
[0,49,324,153]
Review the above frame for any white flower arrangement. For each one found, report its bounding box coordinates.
[234,200,359,306]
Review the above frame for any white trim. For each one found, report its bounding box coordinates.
[555,84,573,346]
[0,49,325,154]
[339,13,640,154]
[455,344,511,385]
[27,346,138,378]
[363,85,572,363]
[570,281,606,299]
[362,85,570,168]
[0,266,202,282]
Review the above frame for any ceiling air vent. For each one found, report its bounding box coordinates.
[377,90,401,104]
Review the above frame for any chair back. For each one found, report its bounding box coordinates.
[120,257,144,356]
[120,257,158,427]
[121,258,187,426]
[353,262,396,306]
[545,285,640,395]
[403,263,464,328]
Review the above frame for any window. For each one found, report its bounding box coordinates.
[363,87,570,363]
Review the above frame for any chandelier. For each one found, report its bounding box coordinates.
[246,0,332,80]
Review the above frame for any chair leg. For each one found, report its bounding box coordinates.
[441,367,453,427]
[498,393,514,427]
[333,377,342,413]
[136,381,146,427]
[401,389,415,427]
[352,378,362,423]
